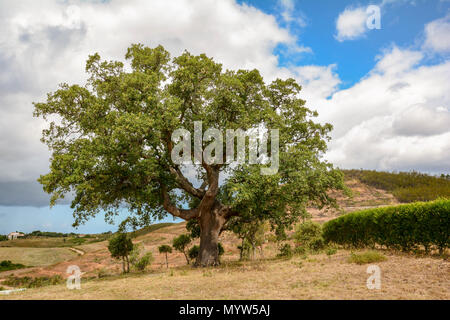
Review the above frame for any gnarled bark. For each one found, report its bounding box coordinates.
[195,202,227,267]
[161,163,239,267]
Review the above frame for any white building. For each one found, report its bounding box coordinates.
[7,232,25,240]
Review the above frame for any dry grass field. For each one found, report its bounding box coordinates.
[0,238,69,248]
[0,247,78,267]
[1,249,448,300]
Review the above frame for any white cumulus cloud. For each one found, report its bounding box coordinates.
[0,0,296,187]
[335,7,369,41]
[423,14,450,54]
[321,45,450,173]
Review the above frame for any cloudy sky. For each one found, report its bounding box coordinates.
[0,0,449,234]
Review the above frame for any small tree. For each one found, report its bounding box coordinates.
[230,220,267,260]
[277,243,293,259]
[173,234,192,265]
[158,245,172,268]
[108,233,134,273]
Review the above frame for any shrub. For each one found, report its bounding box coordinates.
[129,243,154,271]
[218,242,225,257]
[277,243,293,259]
[294,221,325,252]
[309,237,326,252]
[294,246,307,255]
[323,199,450,254]
[326,247,337,256]
[134,252,153,271]
[347,251,387,265]
[96,268,109,278]
[295,221,322,243]
[3,275,63,288]
[188,245,200,260]
[186,244,223,262]
[0,260,26,272]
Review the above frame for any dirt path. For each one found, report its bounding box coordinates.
[68,248,85,256]
[0,288,26,295]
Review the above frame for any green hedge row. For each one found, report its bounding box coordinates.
[322,199,450,253]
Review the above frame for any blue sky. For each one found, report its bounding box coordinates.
[0,205,181,234]
[245,0,449,88]
[0,0,449,235]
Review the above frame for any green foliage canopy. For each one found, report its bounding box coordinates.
[34,43,344,228]
[158,244,172,254]
[172,234,192,264]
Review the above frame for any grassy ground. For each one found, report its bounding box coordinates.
[0,247,78,267]
[0,238,71,248]
[0,236,110,248]
[1,249,448,300]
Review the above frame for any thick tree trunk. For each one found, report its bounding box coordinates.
[195,205,226,267]
[161,164,237,268]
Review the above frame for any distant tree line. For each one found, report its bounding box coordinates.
[0,260,26,272]
[26,231,78,238]
[344,170,450,203]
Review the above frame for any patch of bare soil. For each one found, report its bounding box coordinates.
[308,178,399,223]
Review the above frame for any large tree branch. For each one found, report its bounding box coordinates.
[169,166,206,199]
[165,132,206,199]
[202,163,219,197]
[161,185,199,220]
[197,165,220,215]
[220,204,240,219]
